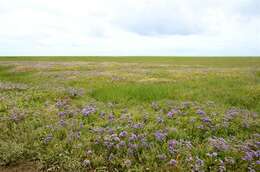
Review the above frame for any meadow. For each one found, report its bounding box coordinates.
[0,57,259,171]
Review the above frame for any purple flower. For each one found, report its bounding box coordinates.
[129,133,138,142]
[201,117,211,123]
[82,105,96,117]
[119,131,128,138]
[242,151,255,161]
[132,123,144,129]
[256,160,260,165]
[117,141,126,148]
[168,159,177,166]
[209,137,229,151]
[168,139,177,148]
[196,109,206,115]
[111,134,120,142]
[58,111,66,117]
[154,131,167,142]
[195,157,204,167]
[55,99,67,109]
[167,111,174,118]
[167,109,179,118]
[104,141,114,148]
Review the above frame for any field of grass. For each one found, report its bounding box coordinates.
[0,57,259,171]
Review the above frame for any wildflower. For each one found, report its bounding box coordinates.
[168,139,177,148]
[167,109,179,118]
[209,137,229,151]
[132,123,144,129]
[119,131,128,138]
[242,151,255,161]
[104,141,114,149]
[113,136,120,142]
[195,157,204,170]
[55,99,67,109]
[201,117,211,123]
[117,141,126,148]
[129,133,138,142]
[154,131,167,142]
[167,111,174,118]
[196,109,206,115]
[168,159,177,166]
[82,105,96,117]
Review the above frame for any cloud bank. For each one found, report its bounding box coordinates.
[0,0,259,55]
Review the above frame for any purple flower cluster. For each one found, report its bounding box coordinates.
[242,150,260,161]
[201,117,211,123]
[167,109,179,118]
[82,105,96,117]
[196,109,206,115]
[119,131,128,138]
[154,131,167,142]
[209,137,229,151]
[168,139,177,153]
[168,159,177,166]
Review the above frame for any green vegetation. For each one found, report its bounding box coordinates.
[0,57,259,171]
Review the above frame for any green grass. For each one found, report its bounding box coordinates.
[0,56,259,171]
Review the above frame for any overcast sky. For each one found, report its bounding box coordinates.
[0,0,259,56]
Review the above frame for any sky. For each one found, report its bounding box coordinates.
[0,0,259,56]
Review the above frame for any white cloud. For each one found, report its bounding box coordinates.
[0,0,259,55]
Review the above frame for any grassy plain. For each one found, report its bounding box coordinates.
[0,57,259,171]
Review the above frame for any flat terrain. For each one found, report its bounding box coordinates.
[0,57,259,171]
